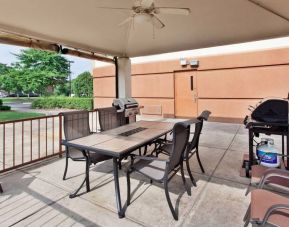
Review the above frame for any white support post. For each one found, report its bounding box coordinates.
[117,57,131,98]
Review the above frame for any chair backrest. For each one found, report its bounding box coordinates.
[188,110,211,151]
[197,110,211,121]
[62,110,91,141]
[168,122,191,171]
[187,121,202,151]
[98,107,126,131]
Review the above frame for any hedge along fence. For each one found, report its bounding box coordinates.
[32,97,93,110]
[0,99,11,111]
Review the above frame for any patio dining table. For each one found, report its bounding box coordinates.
[62,120,175,218]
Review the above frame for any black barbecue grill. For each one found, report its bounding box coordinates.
[243,98,289,177]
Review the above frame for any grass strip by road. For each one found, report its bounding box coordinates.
[0,111,45,122]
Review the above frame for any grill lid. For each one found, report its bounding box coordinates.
[112,98,139,112]
[251,98,288,124]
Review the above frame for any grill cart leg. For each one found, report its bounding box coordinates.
[287,128,289,170]
[247,129,254,178]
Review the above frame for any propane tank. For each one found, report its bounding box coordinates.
[256,138,280,168]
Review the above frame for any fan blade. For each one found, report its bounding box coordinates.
[118,17,133,26]
[95,7,132,11]
[155,7,190,15]
[151,15,165,29]
[135,0,154,8]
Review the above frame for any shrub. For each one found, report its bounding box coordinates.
[0,105,11,111]
[0,99,11,111]
[32,97,93,110]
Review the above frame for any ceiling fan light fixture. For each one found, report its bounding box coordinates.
[134,13,152,24]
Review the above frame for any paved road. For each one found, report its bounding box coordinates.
[6,102,32,111]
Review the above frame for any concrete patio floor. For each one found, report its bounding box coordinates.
[1,120,285,227]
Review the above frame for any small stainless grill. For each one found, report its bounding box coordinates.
[112,98,140,123]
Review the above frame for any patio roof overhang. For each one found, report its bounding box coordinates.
[0,0,289,60]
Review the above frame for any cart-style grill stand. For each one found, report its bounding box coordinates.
[244,117,289,178]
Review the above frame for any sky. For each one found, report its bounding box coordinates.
[0,44,93,79]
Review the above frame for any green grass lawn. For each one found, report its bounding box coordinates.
[1,97,39,103]
[0,111,45,122]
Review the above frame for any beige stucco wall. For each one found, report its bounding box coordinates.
[93,47,289,122]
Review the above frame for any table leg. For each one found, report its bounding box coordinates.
[113,157,125,218]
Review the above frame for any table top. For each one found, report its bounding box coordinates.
[62,120,175,158]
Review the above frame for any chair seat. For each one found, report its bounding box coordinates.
[68,148,111,164]
[133,158,167,181]
[251,165,269,184]
[251,165,289,189]
[89,152,111,164]
[251,189,289,225]
[160,143,173,154]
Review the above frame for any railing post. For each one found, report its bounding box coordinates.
[59,113,63,158]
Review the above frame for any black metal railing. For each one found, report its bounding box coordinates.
[0,109,115,173]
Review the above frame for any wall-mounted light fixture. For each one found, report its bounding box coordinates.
[190,59,199,67]
[179,58,188,66]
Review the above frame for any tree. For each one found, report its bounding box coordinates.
[72,71,93,97]
[14,49,70,95]
[0,66,22,94]
[15,49,70,76]
[54,82,70,96]
[0,63,9,75]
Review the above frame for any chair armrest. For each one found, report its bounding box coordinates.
[131,154,169,162]
[258,168,289,189]
[183,118,200,125]
[127,154,169,170]
[262,204,289,226]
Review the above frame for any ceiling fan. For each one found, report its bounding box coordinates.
[98,0,191,29]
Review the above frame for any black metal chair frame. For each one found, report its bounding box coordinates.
[153,111,211,185]
[61,110,111,198]
[126,122,191,220]
[186,110,210,174]
[184,111,210,175]
[243,169,289,226]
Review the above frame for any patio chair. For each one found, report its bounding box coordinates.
[244,169,289,226]
[246,153,289,195]
[62,110,111,197]
[97,107,126,131]
[126,121,191,220]
[183,110,211,175]
[154,110,211,185]
[97,107,127,169]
